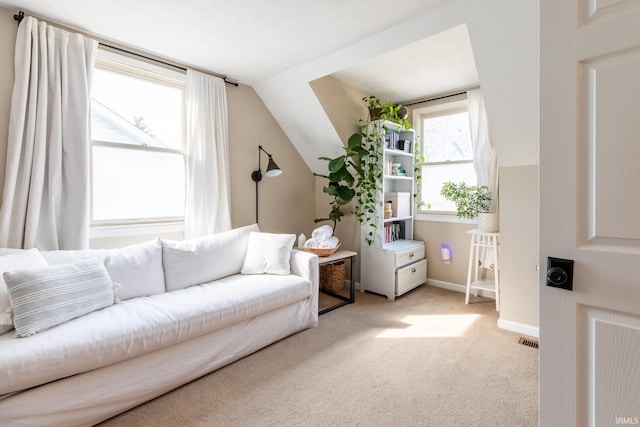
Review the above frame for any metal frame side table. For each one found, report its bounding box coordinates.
[318,250,357,315]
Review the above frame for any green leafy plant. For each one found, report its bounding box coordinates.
[362,96,411,130]
[353,122,384,245]
[362,95,384,110]
[314,133,368,235]
[315,96,413,245]
[314,125,384,245]
[413,136,428,210]
[440,182,491,219]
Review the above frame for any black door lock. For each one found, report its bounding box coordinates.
[546,257,574,290]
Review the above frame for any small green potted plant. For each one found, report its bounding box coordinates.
[362,96,411,129]
[362,95,384,121]
[441,181,498,232]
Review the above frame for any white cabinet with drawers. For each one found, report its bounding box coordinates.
[361,236,426,301]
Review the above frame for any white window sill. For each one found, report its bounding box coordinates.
[415,213,478,225]
[90,222,184,239]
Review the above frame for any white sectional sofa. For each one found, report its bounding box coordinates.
[0,224,319,426]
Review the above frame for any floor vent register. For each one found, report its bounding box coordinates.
[518,337,539,349]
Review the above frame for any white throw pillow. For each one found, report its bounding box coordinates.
[162,224,260,291]
[103,239,165,300]
[3,258,116,338]
[0,249,48,335]
[241,232,296,275]
[40,247,112,265]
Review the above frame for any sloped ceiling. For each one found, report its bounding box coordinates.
[0,0,451,85]
[0,0,539,171]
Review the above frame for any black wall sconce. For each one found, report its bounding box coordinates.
[251,145,282,223]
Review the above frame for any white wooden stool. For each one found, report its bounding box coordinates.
[465,229,500,311]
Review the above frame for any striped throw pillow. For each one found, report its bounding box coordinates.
[3,258,115,337]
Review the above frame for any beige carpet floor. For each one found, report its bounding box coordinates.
[98,285,538,427]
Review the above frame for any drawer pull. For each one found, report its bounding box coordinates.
[411,268,416,273]
[409,253,414,258]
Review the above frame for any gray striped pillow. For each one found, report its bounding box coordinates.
[3,258,115,337]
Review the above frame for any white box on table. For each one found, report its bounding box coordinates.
[384,192,410,217]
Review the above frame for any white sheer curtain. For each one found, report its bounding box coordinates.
[468,88,498,212]
[184,70,232,238]
[468,88,499,269]
[0,17,97,250]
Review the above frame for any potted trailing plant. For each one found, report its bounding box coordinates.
[362,95,384,121]
[441,181,498,232]
[362,96,411,130]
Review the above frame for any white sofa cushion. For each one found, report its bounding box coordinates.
[103,239,165,300]
[241,232,296,275]
[3,258,116,337]
[162,223,259,291]
[0,271,312,395]
[41,240,165,301]
[0,250,48,335]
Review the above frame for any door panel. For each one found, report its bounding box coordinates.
[578,306,640,426]
[581,50,640,244]
[540,0,640,425]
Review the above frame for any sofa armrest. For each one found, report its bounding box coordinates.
[290,249,318,287]
[290,249,319,320]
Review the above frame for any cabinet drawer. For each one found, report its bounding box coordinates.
[396,259,427,296]
[396,245,425,268]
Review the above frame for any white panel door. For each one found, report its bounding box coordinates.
[540,1,640,426]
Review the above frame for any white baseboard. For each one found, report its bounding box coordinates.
[426,279,495,299]
[497,318,539,338]
[427,279,539,338]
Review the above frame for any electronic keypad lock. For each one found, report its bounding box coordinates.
[546,257,574,290]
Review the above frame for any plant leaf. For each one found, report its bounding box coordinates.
[337,186,356,201]
[347,133,363,151]
[328,156,346,173]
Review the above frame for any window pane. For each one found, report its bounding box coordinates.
[421,162,476,212]
[92,146,185,221]
[91,68,183,149]
[423,112,472,162]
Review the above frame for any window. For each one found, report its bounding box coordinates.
[416,95,476,215]
[91,51,186,225]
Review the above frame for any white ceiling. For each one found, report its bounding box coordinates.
[0,0,476,102]
[332,24,478,103]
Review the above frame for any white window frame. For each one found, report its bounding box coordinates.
[414,93,477,224]
[90,49,187,237]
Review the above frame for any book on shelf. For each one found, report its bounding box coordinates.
[384,223,401,243]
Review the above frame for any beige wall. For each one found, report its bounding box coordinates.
[310,76,367,144]
[498,165,539,329]
[0,6,315,249]
[413,220,476,285]
[227,84,315,236]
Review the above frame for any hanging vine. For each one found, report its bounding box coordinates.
[353,121,384,245]
[413,135,427,211]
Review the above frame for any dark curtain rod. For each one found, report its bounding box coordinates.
[13,11,238,87]
[403,90,468,107]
